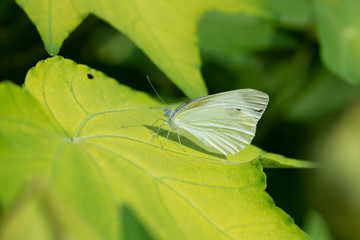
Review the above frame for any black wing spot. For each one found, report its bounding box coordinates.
[256,109,264,113]
[87,73,94,79]
[236,108,241,111]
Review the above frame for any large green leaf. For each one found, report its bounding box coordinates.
[0,181,103,240]
[0,56,308,239]
[15,0,273,98]
[314,0,360,84]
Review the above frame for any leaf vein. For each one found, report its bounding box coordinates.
[159,176,262,191]
[129,0,197,95]
[78,134,240,163]
[81,141,234,239]
[42,59,69,137]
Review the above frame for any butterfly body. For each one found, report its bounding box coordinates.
[156,89,269,155]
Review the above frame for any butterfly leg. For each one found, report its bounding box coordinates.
[150,121,167,144]
[151,118,166,127]
[162,126,172,148]
[177,132,186,152]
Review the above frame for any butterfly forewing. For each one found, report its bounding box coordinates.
[173,89,268,155]
[175,89,268,122]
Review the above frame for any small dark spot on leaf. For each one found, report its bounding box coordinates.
[87,73,94,79]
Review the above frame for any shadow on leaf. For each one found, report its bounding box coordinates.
[120,205,155,240]
[144,124,224,158]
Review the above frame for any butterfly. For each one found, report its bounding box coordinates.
[148,78,269,155]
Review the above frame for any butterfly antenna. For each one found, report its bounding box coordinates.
[146,75,169,108]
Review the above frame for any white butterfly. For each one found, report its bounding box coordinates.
[148,78,269,155]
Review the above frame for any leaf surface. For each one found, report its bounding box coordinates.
[15,0,274,98]
[0,181,104,240]
[0,56,308,239]
[259,152,320,169]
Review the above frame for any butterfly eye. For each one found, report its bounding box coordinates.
[164,108,172,117]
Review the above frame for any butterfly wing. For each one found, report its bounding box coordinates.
[175,89,268,122]
[173,89,269,155]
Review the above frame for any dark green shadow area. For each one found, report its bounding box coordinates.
[120,205,155,240]
[145,125,224,158]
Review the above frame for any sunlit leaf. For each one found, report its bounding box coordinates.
[15,0,274,98]
[0,56,308,239]
[259,152,319,169]
[0,181,103,240]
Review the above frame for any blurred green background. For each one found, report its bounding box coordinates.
[1,0,360,239]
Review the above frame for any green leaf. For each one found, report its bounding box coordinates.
[0,180,103,240]
[199,11,296,55]
[15,0,87,55]
[269,0,311,27]
[259,152,320,169]
[121,205,156,240]
[285,69,360,123]
[314,0,360,84]
[15,0,274,98]
[0,56,308,239]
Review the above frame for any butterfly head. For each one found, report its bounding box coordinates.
[164,107,176,119]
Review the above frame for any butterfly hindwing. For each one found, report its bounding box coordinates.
[174,107,257,155]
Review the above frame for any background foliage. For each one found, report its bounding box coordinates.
[1,0,360,239]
